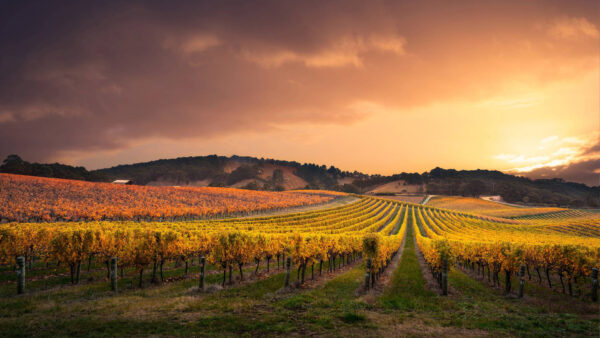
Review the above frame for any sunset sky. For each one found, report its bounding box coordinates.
[0,1,598,185]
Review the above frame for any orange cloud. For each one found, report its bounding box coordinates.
[544,17,599,40]
[241,35,406,68]
[499,135,600,174]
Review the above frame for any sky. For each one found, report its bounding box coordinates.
[0,0,599,186]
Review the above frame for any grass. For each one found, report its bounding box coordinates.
[379,220,439,311]
[0,225,597,337]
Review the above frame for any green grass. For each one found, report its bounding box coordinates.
[379,219,439,312]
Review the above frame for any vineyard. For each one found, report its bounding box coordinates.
[0,192,598,336]
[427,195,567,218]
[0,173,344,222]
[0,198,406,287]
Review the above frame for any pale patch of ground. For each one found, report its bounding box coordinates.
[256,163,307,190]
[480,195,528,208]
[223,161,242,173]
[421,194,434,205]
[366,180,424,194]
[280,166,308,189]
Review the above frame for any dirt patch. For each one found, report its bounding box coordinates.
[256,163,308,190]
[366,180,424,194]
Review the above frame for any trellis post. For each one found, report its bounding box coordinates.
[365,258,372,290]
[284,257,291,287]
[199,256,206,291]
[592,268,598,302]
[518,265,525,298]
[110,257,118,293]
[442,258,448,296]
[16,256,25,295]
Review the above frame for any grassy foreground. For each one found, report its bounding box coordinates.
[0,224,597,337]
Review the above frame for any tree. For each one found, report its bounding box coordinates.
[271,169,284,186]
[461,180,487,197]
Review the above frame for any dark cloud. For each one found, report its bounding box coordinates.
[521,140,600,187]
[0,0,598,161]
[522,158,600,187]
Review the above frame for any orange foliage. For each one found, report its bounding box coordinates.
[0,174,341,222]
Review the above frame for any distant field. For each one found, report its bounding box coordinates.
[0,173,344,222]
[426,195,566,218]
[380,194,425,204]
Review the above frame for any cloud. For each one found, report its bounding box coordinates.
[541,135,558,143]
[241,35,406,68]
[544,17,599,40]
[0,0,598,163]
[0,112,15,124]
[504,137,600,186]
[500,136,595,172]
[522,158,600,187]
[482,95,544,110]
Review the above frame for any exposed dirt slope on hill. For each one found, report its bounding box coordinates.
[366,180,424,194]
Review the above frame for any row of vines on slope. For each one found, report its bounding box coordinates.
[1,197,406,290]
[413,203,599,300]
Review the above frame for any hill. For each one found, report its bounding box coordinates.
[92,155,358,191]
[1,155,598,207]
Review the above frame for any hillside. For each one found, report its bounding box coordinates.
[92,155,355,190]
[1,155,598,207]
[365,179,424,195]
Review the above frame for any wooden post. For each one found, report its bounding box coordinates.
[110,257,118,293]
[16,256,25,295]
[592,268,598,302]
[199,256,206,291]
[442,258,448,296]
[365,258,372,290]
[284,257,291,287]
[518,265,525,298]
